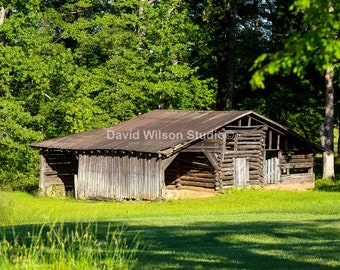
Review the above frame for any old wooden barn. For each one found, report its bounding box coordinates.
[30,110,323,200]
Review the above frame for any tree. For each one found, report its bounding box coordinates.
[186,0,239,110]
[251,0,340,178]
[0,0,216,190]
[0,6,8,25]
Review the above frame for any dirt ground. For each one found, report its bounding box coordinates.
[163,188,217,199]
[163,182,314,199]
[262,182,315,191]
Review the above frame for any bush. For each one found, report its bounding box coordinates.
[0,171,39,193]
[314,178,340,192]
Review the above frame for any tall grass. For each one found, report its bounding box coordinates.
[0,222,139,270]
[0,193,12,225]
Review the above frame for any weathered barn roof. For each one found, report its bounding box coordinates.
[30,110,324,155]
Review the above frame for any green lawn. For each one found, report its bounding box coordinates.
[1,190,340,269]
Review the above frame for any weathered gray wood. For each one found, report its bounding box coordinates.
[179,181,215,188]
[162,154,179,169]
[281,173,314,182]
[234,157,249,187]
[204,152,219,170]
[77,153,162,200]
[269,130,272,150]
[39,154,46,192]
[264,157,280,184]
[178,175,214,183]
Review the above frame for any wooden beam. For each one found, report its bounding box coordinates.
[224,125,266,129]
[204,152,219,170]
[162,153,179,170]
[220,131,226,164]
[39,154,46,192]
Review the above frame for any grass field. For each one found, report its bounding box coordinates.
[1,189,340,269]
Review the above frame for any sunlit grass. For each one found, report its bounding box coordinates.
[1,189,339,226]
[1,189,340,269]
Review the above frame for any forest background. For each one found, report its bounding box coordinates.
[0,0,339,191]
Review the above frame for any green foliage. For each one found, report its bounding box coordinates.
[0,98,43,192]
[0,222,139,269]
[0,0,216,190]
[250,0,340,88]
[315,177,340,191]
[241,76,324,142]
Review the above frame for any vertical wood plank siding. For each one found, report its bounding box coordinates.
[77,153,162,200]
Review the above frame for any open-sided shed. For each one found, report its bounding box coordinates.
[30,110,324,200]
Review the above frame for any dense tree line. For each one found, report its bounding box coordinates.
[0,0,337,190]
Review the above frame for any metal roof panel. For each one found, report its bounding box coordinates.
[30,109,324,153]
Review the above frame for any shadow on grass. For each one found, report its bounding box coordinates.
[1,219,340,270]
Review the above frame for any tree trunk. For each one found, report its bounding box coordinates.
[337,124,340,162]
[321,66,335,178]
[254,0,259,32]
[0,6,8,25]
[216,0,238,111]
[216,50,229,110]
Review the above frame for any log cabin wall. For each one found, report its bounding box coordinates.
[165,128,266,191]
[279,153,315,183]
[76,152,162,201]
[39,150,78,196]
[263,126,316,185]
[221,129,266,188]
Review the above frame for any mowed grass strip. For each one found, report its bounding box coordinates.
[1,189,340,269]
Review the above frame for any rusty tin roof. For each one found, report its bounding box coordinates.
[30,110,323,155]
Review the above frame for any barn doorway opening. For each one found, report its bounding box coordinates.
[41,150,78,196]
[164,152,215,191]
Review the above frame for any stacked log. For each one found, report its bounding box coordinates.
[279,153,315,183]
[221,130,266,187]
[41,150,77,196]
[165,153,215,190]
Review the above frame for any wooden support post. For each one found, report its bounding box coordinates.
[74,174,78,200]
[277,134,280,150]
[220,131,226,164]
[204,152,219,170]
[268,130,272,150]
[39,153,46,194]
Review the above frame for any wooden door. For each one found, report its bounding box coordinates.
[234,157,249,187]
[264,157,280,184]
